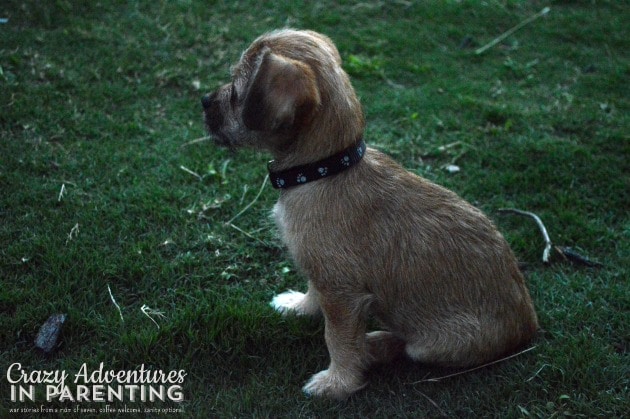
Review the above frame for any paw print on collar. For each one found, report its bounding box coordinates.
[357,145,364,157]
[296,174,307,183]
[318,167,328,176]
[340,155,351,167]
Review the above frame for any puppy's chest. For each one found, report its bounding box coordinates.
[272,201,288,236]
[272,196,322,245]
[272,200,296,243]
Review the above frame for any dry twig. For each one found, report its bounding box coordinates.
[179,165,203,181]
[107,284,124,324]
[411,346,537,384]
[225,175,270,245]
[58,183,67,202]
[498,208,553,263]
[141,304,166,330]
[65,223,80,245]
[225,174,269,226]
[179,135,212,148]
[499,208,602,268]
[475,7,551,55]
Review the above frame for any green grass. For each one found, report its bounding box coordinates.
[1,0,628,417]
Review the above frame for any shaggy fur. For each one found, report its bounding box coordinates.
[202,29,538,399]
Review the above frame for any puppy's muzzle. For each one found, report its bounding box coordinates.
[201,92,224,133]
[201,91,232,148]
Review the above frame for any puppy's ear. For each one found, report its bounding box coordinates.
[243,51,320,132]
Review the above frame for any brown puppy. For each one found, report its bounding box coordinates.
[202,29,538,399]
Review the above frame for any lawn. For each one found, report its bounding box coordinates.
[1,0,628,417]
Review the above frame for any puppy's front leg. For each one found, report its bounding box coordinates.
[303,296,369,399]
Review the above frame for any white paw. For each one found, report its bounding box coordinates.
[270,290,306,315]
[302,369,366,400]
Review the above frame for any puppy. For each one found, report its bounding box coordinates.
[202,29,538,399]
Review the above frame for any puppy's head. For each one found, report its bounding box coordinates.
[202,30,363,157]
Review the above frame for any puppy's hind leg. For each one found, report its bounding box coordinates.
[366,331,406,364]
[270,281,321,316]
[403,315,486,367]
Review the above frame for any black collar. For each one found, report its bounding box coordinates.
[268,139,366,189]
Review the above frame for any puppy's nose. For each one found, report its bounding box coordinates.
[201,94,213,109]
